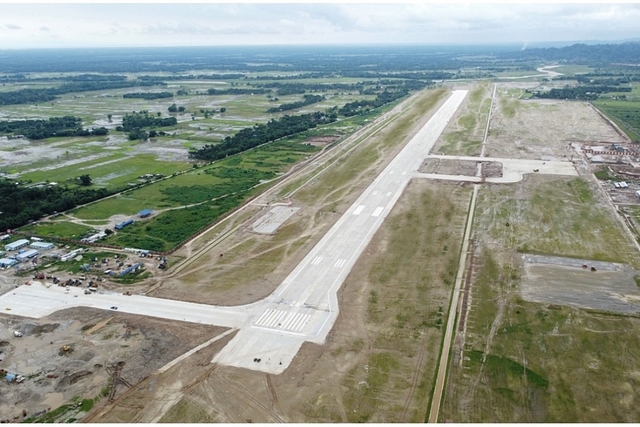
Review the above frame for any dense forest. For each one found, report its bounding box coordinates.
[0,179,114,231]
[267,94,325,113]
[0,116,107,140]
[190,111,336,161]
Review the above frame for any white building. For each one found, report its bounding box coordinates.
[0,258,18,268]
[30,241,54,250]
[5,239,30,252]
[16,249,39,262]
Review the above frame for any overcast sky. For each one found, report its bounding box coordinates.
[1,2,640,49]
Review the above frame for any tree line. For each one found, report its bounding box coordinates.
[338,89,409,116]
[266,94,325,113]
[206,88,269,95]
[0,116,107,140]
[0,179,114,231]
[0,79,166,106]
[189,111,336,162]
[123,91,173,100]
[258,82,363,96]
[115,110,178,140]
[531,85,632,101]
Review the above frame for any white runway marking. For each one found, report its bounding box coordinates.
[311,256,323,265]
[254,309,311,332]
[389,170,394,175]
[353,205,366,215]
[402,171,407,175]
[386,192,392,196]
[372,191,378,195]
[372,207,384,217]
[334,259,347,268]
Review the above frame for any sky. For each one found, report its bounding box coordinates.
[1,2,640,49]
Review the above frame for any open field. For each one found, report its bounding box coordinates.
[485,95,626,160]
[439,82,640,422]
[593,99,640,142]
[435,81,492,156]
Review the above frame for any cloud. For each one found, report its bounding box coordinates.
[39,26,50,32]
[5,23,22,30]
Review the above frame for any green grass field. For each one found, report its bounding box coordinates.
[593,99,640,142]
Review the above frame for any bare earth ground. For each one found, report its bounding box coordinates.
[420,158,503,178]
[485,95,625,160]
[0,308,222,421]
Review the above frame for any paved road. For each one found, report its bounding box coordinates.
[0,90,469,375]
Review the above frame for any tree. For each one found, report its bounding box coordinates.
[107,114,112,122]
[220,107,227,113]
[168,103,178,113]
[79,174,92,186]
[178,106,186,112]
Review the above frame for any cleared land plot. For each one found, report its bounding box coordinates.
[486,95,625,160]
[421,158,502,177]
[442,173,640,422]
[0,307,223,422]
[252,206,300,234]
[520,254,640,314]
[476,175,639,266]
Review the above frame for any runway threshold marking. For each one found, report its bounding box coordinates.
[371,207,384,217]
[334,259,347,268]
[254,308,311,332]
[353,205,366,215]
[386,192,392,196]
[372,191,378,195]
[311,256,323,265]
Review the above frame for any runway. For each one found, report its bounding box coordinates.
[0,90,469,374]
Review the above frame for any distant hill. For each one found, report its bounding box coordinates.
[504,42,640,64]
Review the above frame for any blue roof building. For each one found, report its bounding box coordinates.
[138,209,152,218]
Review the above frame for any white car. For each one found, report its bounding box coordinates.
[13,331,23,337]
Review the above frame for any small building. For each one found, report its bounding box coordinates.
[635,190,640,199]
[138,209,152,218]
[0,234,10,241]
[4,239,30,252]
[0,258,18,268]
[82,231,106,243]
[16,249,39,262]
[620,181,629,188]
[115,219,134,230]
[30,241,54,250]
